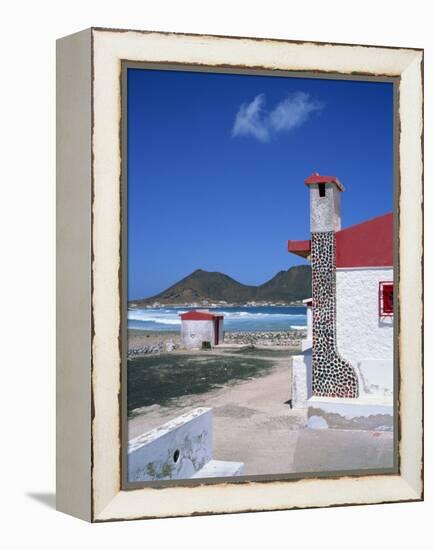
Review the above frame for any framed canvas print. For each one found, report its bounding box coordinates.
[56,27,424,522]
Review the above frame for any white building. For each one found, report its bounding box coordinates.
[288,172,394,429]
[301,298,312,352]
[179,310,224,349]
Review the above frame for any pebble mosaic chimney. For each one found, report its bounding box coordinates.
[305,172,359,398]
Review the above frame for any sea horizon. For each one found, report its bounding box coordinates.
[127,305,307,333]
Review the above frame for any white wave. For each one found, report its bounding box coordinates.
[128,310,181,325]
[148,318,180,325]
[218,310,298,319]
[129,318,180,326]
[128,306,307,330]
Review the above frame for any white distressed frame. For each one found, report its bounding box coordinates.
[57,28,423,522]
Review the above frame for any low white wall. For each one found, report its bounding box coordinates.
[181,319,214,349]
[292,351,312,408]
[128,408,212,482]
[336,267,393,396]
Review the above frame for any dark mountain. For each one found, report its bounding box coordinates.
[131,266,311,306]
[256,265,312,303]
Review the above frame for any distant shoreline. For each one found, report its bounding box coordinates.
[128,301,306,308]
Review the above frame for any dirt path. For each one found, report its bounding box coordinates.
[128,356,308,476]
[128,350,394,476]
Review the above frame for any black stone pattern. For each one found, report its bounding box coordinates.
[311,231,359,398]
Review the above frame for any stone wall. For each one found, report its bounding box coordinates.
[311,231,359,398]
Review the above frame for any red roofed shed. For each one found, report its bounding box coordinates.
[179,310,224,347]
[179,311,224,321]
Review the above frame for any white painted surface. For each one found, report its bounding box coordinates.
[192,459,244,478]
[310,183,341,233]
[306,304,312,340]
[301,304,312,350]
[336,267,394,396]
[301,339,312,352]
[128,408,244,482]
[308,395,393,417]
[181,319,215,349]
[307,396,393,431]
[128,408,213,482]
[292,351,312,408]
[332,186,342,232]
[218,318,224,344]
[56,29,93,522]
[357,359,393,397]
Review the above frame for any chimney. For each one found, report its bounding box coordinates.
[305,171,359,399]
[304,172,344,233]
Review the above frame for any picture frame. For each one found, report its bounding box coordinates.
[56,27,423,522]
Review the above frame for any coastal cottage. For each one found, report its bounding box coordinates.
[288,172,394,429]
[179,310,224,349]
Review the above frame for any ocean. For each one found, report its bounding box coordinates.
[128,306,307,332]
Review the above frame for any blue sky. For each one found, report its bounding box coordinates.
[127,68,394,300]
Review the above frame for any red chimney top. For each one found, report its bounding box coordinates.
[304,172,345,192]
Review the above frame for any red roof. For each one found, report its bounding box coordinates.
[335,213,393,268]
[287,239,311,258]
[304,172,345,192]
[179,310,224,321]
[288,213,393,268]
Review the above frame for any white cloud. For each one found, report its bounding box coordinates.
[231,92,324,142]
[231,93,270,143]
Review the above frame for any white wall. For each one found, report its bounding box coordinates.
[181,320,215,349]
[309,183,341,232]
[292,351,312,408]
[218,318,224,344]
[306,306,312,340]
[128,408,212,481]
[301,306,312,351]
[336,267,394,396]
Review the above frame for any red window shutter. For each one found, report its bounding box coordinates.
[379,282,394,316]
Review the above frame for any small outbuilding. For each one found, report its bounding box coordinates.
[179,310,224,349]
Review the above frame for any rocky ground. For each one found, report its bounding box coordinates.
[127,329,306,358]
[223,330,306,347]
[128,330,181,357]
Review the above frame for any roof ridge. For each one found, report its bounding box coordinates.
[337,212,393,234]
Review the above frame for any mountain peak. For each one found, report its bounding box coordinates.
[133,265,312,305]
